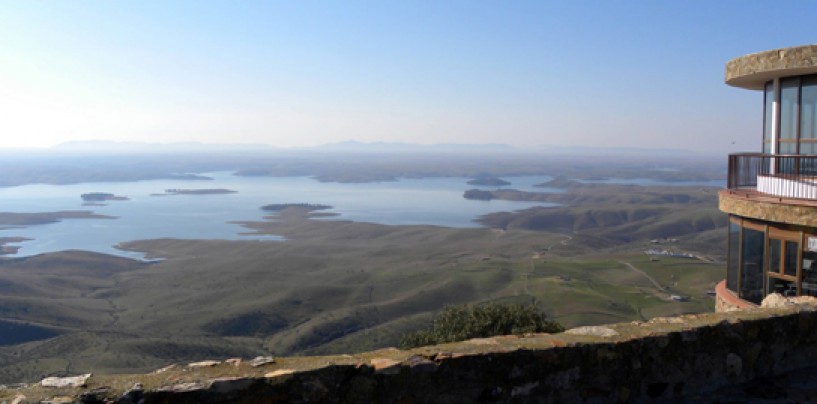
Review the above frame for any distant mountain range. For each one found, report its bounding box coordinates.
[537,145,698,156]
[52,141,278,153]
[50,140,517,155]
[48,140,696,156]
[310,140,515,153]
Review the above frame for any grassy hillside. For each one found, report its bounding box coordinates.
[0,185,726,382]
[475,183,725,254]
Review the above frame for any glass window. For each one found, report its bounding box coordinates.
[767,276,797,297]
[740,227,766,304]
[801,77,817,142]
[727,221,740,292]
[803,281,817,297]
[779,142,797,154]
[769,239,781,274]
[764,81,774,152]
[803,247,817,297]
[761,76,817,155]
[777,151,797,175]
[800,149,817,176]
[780,78,800,144]
[785,240,799,277]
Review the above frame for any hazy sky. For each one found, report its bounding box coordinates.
[1,1,815,153]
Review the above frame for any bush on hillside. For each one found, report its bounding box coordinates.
[399,302,563,349]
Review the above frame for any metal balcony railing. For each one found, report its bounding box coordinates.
[728,153,817,200]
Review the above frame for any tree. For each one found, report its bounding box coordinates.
[399,301,563,349]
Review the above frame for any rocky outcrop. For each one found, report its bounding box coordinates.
[39,374,91,388]
[563,325,619,337]
[248,356,276,367]
[187,360,220,368]
[761,292,817,308]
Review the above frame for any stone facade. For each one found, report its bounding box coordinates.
[719,190,817,227]
[725,44,817,89]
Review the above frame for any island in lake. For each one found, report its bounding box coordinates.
[168,173,214,181]
[466,176,511,186]
[261,203,332,212]
[80,192,129,202]
[462,189,495,200]
[154,188,237,196]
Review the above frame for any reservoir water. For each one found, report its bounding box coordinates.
[0,173,723,259]
[0,173,558,259]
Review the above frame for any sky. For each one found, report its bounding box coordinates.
[1,1,816,154]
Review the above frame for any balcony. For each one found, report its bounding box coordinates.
[728,153,817,202]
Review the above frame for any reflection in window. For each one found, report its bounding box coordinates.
[727,222,740,292]
[800,151,817,176]
[779,142,797,154]
[767,276,797,297]
[780,78,800,143]
[803,249,817,297]
[764,81,774,153]
[740,227,765,304]
[802,78,817,142]
[769,239,781,274]
[785,240,798,277]
[763,76,817,156]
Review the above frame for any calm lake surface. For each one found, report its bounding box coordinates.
[0,173,724,259]
[0,174,554,258]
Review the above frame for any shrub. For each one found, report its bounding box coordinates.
[399,301,563,349]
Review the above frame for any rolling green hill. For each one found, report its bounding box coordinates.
[473,183,725,253]
[0,185,726,382]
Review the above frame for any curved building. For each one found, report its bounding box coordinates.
[718,44,817,310]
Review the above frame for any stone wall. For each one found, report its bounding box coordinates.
[8,302,817,403]
[714,280,756,312]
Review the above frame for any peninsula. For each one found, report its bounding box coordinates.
[0,236,30,255]
[0,211,116,226]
